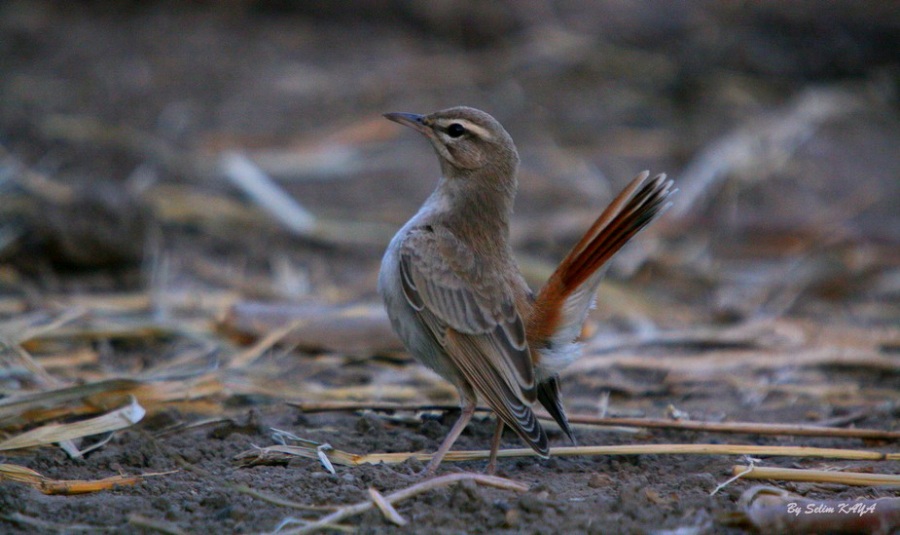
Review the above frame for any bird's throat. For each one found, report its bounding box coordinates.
[433,174,515,255]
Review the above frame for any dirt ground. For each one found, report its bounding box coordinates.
[1,2,898,534]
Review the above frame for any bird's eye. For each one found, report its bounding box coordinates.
[446,123,466,138]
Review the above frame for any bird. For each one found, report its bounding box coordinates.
[378,106,674,475]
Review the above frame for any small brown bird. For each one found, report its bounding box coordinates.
[379,106,673,475]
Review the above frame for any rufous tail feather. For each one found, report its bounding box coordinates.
[529,172,674,349]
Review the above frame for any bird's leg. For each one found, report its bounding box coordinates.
[424,399,476,476]
[485,419,504,475]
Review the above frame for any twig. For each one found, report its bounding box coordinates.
[288,401,489,413]
[556,414,900,441]
[229,317,309,368]
[220,152,317,235]
[572,345,899,374]
[368,487,407,526]
[287,401,900,441]
[275,473,528,534]
[235,442,899,468]
[732,465,900,486]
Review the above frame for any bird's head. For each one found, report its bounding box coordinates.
[384,106,519,182]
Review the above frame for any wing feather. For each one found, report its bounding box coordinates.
[396,227,546,454]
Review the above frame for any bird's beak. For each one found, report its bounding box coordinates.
[383,112,431,136]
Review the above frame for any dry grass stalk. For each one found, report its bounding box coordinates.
[0,292,241,320]
[733,465,900,486]
[235,442,898,468]
[130,375,225,413]
[0,342,61,388]
[9,293,235,354]
[0,463,143,495]
[0,397,144,452]
[368,487,407,526]
[557,414,900,441]
[0,309,82,387]
[42,290,237,315]
[221,301,403,356]
[570,347,900,386]
[578,316,898,362]
[20,323,179,352]
[274,473,528,535]
[0,378,139,423]
[288,384,431,403]
[228,317,309,368]
[288,401,487,413]
[287,401,898,441]
[1,373,224,432]
[220,152,317,235]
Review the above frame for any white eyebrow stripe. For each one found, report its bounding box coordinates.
[435,118,493,141]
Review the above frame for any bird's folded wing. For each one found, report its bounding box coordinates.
[397,228,545,443]
[398,227,534,391]
[441,327,548,456]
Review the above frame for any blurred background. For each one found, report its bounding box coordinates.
[0,0,898,394]
[0,2,898,532]
[1,1,897,321]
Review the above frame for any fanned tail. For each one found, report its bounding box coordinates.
[529,171,674,348]
[530,172,674,436]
